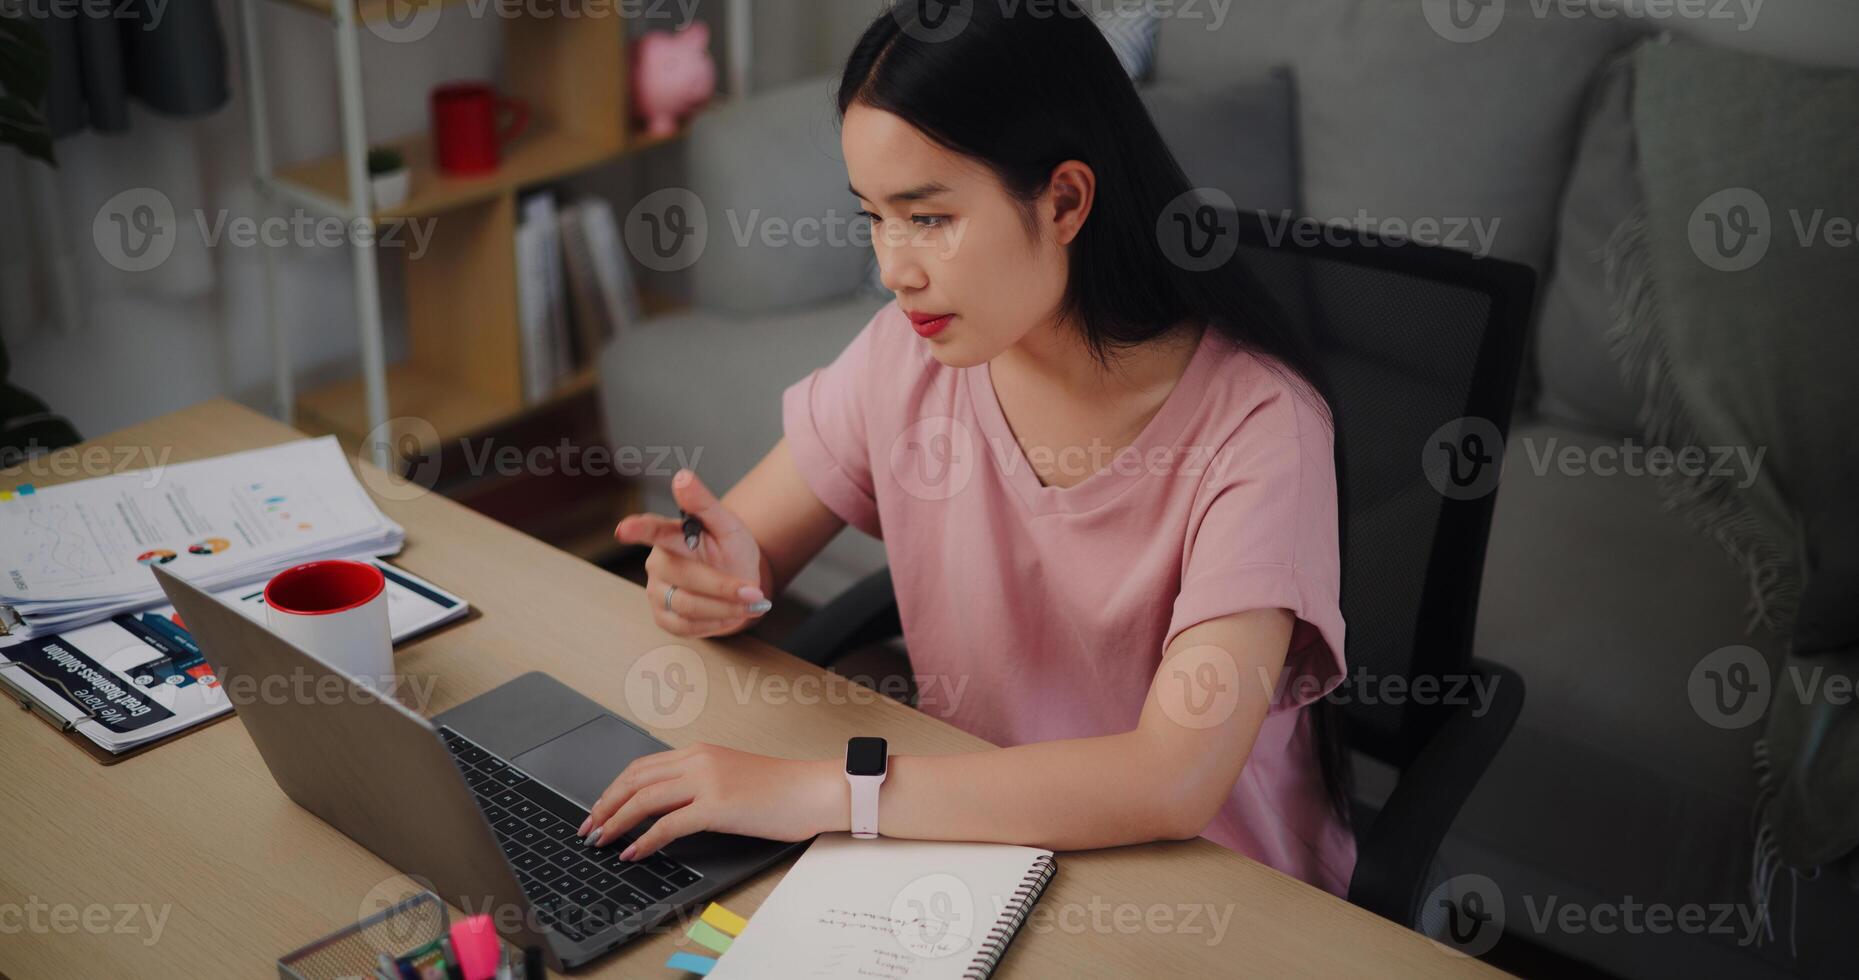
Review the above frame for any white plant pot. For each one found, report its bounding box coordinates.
[370,169,411,210]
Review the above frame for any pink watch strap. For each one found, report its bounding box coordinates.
[848,772,885,838]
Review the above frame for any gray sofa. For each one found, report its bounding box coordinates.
[600,5,1851,976]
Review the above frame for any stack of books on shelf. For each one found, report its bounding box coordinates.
[515,192,644,404]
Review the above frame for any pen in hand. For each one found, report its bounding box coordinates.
[679,508,702,552]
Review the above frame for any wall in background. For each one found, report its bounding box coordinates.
[9,0,1852,440]
[750,0,881,89]
[7,0,880,441]
[6,0,501,439]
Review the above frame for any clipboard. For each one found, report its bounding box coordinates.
[0,658,238,766]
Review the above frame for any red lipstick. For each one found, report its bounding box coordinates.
[906,310,954,338]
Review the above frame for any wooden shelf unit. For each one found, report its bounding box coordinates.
[237,0,706,557]
[274,121,624,221]
[293,284,684,453]
[257,0,691,450]
[295,364,600,458]
[269,124,682,222]
[267,0,465,23]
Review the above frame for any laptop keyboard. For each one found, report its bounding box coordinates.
[439,726,703,942]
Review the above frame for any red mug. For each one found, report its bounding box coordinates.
[431,82,530,176]
[261,560,393,683]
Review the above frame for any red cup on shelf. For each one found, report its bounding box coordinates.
[431,82,530,176]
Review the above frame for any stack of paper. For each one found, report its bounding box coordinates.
[0,437,404,639]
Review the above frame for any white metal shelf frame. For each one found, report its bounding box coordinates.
[238,0,397,471]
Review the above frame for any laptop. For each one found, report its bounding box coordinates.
[151,564,799,970]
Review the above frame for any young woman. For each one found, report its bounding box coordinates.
[586,1,1355,897]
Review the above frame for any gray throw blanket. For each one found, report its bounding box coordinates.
[1603,37,1859,946]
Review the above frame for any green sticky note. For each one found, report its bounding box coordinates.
[686,918,734,954]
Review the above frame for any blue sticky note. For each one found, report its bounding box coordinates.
[17,484,33,495]
[665,951,717,975]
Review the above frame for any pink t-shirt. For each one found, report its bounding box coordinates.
[781,301,1355,896]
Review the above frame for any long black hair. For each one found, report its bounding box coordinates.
[837,0,1353,824]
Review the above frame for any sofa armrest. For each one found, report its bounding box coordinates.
[685,75,871,314]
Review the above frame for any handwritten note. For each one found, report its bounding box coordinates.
[706,834,1052,980]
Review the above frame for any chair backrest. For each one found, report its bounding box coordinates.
[1229,213,1536,768]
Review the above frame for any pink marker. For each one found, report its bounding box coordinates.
[448,915,502,980]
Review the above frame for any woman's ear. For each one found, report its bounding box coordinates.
[1044,160,1096,246]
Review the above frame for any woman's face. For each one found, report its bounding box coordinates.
[843,103,1087,368]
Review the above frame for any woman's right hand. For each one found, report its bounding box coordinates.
[615,469,773,639]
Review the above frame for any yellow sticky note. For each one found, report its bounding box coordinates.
[700,902,747,937]
[0,492,12,501]
[686,918,734,954]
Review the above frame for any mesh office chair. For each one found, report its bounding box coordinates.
[782,214,1536,931]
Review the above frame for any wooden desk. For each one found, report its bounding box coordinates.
[0,401,1503,978]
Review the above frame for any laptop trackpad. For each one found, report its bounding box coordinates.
[510,714,665,810]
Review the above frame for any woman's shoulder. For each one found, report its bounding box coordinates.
[1196,331,1334,450]
[859,298,941,369]
[826,300,957,430]
[1188,334,1340,513]
[832,299,944,390]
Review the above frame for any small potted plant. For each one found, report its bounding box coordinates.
[368,146,410,210]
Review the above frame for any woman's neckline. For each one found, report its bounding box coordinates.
[968,324,1221,517]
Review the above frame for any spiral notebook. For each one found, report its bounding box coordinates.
[708,833,1056,980]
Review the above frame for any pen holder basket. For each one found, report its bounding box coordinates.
[277,890,449,980]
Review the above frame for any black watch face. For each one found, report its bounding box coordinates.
[846,736,888,776]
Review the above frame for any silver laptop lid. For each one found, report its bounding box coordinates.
[150,564,550,957]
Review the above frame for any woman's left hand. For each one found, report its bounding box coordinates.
[575,743,847,860]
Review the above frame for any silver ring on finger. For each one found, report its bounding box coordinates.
[663,584,678,613]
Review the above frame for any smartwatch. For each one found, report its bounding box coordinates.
[844,736,888,839]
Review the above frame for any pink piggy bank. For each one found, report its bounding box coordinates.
[632,22,717,138]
